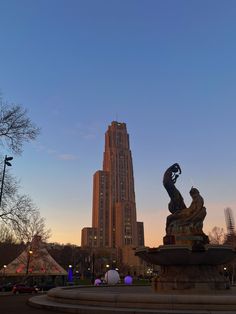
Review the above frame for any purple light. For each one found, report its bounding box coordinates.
[68,267,73,282]
[124,275,133,285]
[94,278,102,286]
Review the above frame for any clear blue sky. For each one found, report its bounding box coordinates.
[0,0,235,246]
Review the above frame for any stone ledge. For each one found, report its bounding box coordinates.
[29,294,236,314]
[28,286,236,313]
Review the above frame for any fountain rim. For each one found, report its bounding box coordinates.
[135,244,236,266]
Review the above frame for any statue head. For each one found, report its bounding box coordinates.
[171,163,181,174]
[189,187,199,197]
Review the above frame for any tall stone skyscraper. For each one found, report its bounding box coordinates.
[82,121,144,266]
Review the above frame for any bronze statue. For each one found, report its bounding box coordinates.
[163,163,186,214]
[163,164,209,246]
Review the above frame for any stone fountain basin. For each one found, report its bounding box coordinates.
[135,245,235,266]
[29,285,236,313]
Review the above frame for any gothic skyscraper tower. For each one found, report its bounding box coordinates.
[82,121,144,264]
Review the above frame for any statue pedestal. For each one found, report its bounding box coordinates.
[136,245,235,293]
[153,264,228,293]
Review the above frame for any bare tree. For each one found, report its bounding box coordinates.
[0,98,40,154]
[0,223,16,243]
[0,167,34,228]
[0,174,51,244]
[0,96,41,237]
[208,226,226,245]
[13,210,51,244]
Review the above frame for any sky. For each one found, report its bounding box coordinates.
[0,0,236,246]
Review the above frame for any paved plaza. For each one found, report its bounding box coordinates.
[0,293,52,314]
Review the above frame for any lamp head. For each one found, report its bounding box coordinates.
[5,156,13,161]
[5,156,13,166]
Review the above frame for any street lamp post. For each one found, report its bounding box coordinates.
[0,155,13,207]
[106,264,110,285]
[26,250,33,276]
[68,265,73,283]
[91,253,95,284]
[3,265,7,284]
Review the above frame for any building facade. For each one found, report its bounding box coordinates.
[81,121,144,269]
